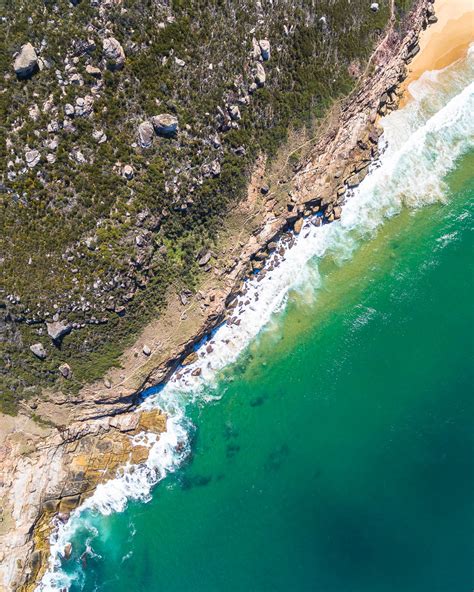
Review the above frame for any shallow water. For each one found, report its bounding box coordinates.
[39,48,474,592]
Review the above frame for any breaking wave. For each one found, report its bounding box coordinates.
[37,44,474,591]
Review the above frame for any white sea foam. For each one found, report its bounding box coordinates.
[37,45,474,592]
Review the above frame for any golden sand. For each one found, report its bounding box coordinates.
[401,0,474,103]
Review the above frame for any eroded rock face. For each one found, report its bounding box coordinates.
[102,37,125,69]
[13,43,39,79]
[0,408,167,591]
[151,114,179,137]
[138,121,154,148]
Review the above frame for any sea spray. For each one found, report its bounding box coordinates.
[37,44,474,592]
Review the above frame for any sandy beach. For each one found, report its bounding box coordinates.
[402,0,474,98]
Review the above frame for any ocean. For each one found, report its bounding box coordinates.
[38,45,474,592]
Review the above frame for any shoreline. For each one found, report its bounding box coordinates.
[401,0,474,103]
[0,1,437,590]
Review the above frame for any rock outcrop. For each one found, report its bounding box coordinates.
[0,408,167,591]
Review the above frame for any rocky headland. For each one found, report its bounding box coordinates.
[0,0,436,590]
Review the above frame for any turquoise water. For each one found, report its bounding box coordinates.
[41,50,474,592]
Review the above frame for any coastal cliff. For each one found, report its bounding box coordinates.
[0,1,435,590]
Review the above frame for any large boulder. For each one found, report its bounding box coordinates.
[102,37,125,70]
[151,114,178,137]
[46,320,72,343]
[30,343,47,360]
[13,43,39,79]
[138,121,154,148]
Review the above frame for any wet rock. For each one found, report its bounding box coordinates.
[183,351,198,365]
[151,114,178,137]
[13,43,39,79]
[46,320,72,343]
[138,121,154,148]
[293,218,304,234]
[30,343,47,360]
[63,543,72,560]
[103,37,125,70]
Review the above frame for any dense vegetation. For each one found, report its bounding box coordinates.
[1,0,395,413]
